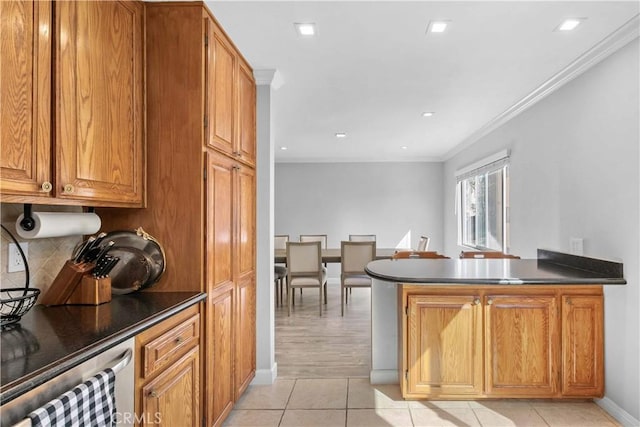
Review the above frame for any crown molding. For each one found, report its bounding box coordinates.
[253,69,276,85]
[275,156,442,164]
[443,14,640,161]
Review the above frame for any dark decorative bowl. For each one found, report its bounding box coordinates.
[0,288,40,328]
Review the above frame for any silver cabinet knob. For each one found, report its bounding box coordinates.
[63,184,74,194]
[41,181,52,192]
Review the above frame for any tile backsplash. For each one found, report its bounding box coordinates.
[1,203,82,301]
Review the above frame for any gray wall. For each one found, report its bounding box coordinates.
[275,162,443,277]
[443,39,639,422]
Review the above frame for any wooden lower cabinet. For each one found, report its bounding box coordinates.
[401,285,603,399]
[562,295,604,397]
[235,275,256,399]
[207,284,235,427]
[485,294,559,396]
[141,347,200,426]
[404,295,483,398]
[136,305,201,426]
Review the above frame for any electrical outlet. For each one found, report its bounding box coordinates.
[569,237,584,256]
[8,242,28,273]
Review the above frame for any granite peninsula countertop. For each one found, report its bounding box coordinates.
[0,291,206,404]
[365,249,626,285]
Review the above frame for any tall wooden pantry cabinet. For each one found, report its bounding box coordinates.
[99,3,256,426]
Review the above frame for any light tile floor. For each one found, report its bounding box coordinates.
[223,378,621,427]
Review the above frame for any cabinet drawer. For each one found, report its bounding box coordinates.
[143,313,200,378]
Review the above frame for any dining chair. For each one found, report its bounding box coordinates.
[417,236,430,251]
[348,234,376,242]
[286,241,327,316]
[275,234,289,250]
[391,251,450,259]
[299,235,328,295]
[459,251,520,259]
[340,241,375,316]
[299,234,327,247]
[274,235,289,306]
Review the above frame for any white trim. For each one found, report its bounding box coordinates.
[370,369,399,385]
[443,14,640,161]
[455,149,509,178]
[276,156,441,164]
[251,363,278,385]
[596,396,640,427]
[253,69,275,85]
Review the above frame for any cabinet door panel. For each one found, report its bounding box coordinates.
[562,295,603,397]
[207,153,234,290]
[236,165,255,283]
[141,346,200,427]
[0,0,51,196]
[56,0,143,204]
[237,61,256,166]
[485,295,559,396]
[207,26,235,155]
[405,295,483,397]
[207,284,235,427]
[235,276,256,398]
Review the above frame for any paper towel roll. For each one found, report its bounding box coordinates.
[16,212,101,239]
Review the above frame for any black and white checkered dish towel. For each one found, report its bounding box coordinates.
[28,368,116,427]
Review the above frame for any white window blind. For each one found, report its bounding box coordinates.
[455,150,510,182]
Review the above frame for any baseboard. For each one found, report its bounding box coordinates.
[597,396,639,427]
[370,369,399,385]
[251,363,278,385]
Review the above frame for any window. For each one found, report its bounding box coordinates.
[456,151,509,251]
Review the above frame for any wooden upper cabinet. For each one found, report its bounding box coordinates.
[404,294,483,398]
[205,20,256,167]
[484,294,560,397]
[0,0,52,197]
[237,60,256,167]
[207,23,236,155]
[55,0,144,205]
[561,295,604,397]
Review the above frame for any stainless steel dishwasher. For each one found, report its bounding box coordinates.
[1,338,135,427]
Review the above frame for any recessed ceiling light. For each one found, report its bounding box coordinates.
[280,146,288,150]
[556,18,585,32]
[401,146,408,150]
[294,23,316,37]
[422,112,435,117]
[427,20,450,34]
[335,132,347,138]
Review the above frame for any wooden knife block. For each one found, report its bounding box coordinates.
[40,260,94,306]
[66,275,112,306]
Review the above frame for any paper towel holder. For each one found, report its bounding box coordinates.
[19,204,36,232]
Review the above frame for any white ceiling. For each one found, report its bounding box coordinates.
[206,1,639,162]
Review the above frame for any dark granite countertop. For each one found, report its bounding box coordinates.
[365,249,626,285]
[0,291,206,404]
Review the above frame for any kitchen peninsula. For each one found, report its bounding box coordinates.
[365,249,625,400]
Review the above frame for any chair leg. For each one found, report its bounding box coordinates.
[274,279,279,307]
[280,277,285,307]
[319,286,322,316]
[324,283,327,304]
[341,283,344,316]
[287,283,291,316]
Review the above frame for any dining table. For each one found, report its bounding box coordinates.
[274,247,401,264]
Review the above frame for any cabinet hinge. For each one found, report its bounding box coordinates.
[405,370,408,380]
[204,167,207,180]
[405,306,408,316]
[204,34,209,47]
[204,115,208,129]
